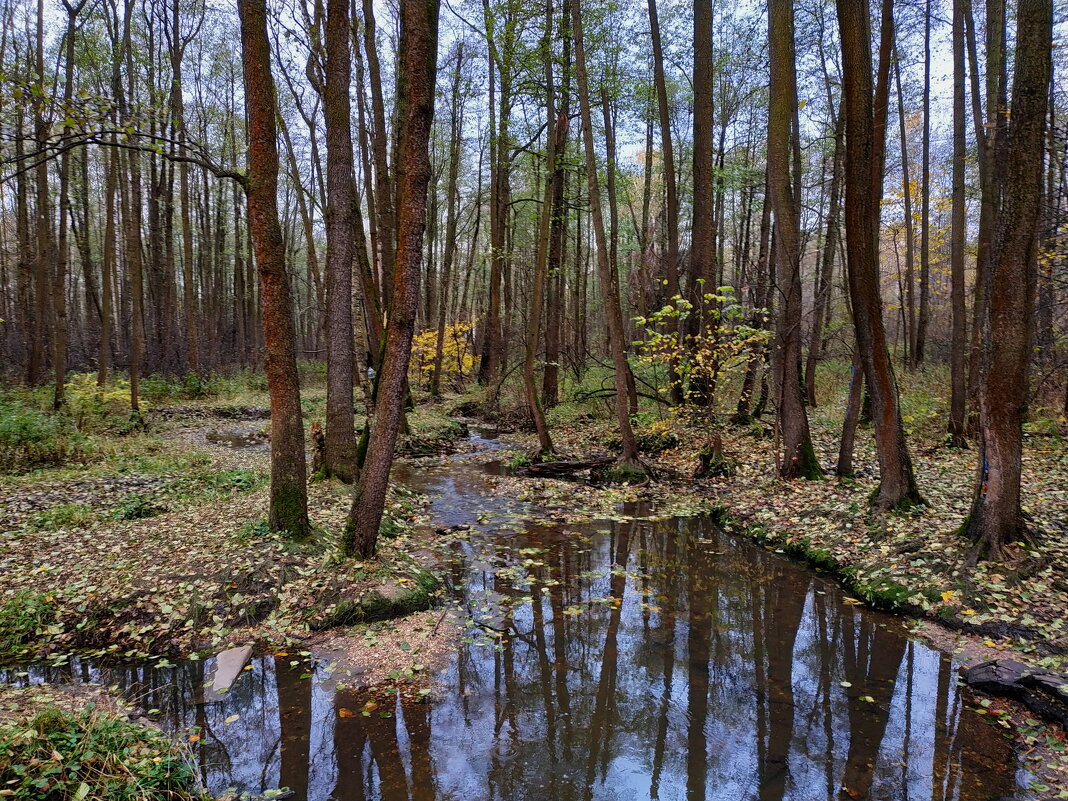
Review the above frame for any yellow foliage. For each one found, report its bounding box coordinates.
[410,322,476,387]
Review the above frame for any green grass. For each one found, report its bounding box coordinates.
[0,706,204,800]
[22,503,96,532]
[0,590,57,660]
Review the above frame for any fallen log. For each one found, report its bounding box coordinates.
[964,659,1068,727]
[521,455,614,477]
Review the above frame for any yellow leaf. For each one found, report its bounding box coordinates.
[940,590,958,604]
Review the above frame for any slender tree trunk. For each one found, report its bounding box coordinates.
[361,0,395,304]
[31,0,52,388]
[915,0,931,365]
[431,43,465,398]
[572,0,640,469]
[768,0,822,480]
[542,22,568,410]
[238,0,310,539]
[343,0,439,557]
[690,0,715,407]
[734,169,772,424]
[805,112,844,407]
[894,47,917,369]
[837,350,864,477]
[322,0,358,483]
[119,0,143,411]
[949,0,968,446]
[53,0,86,408]
[648,0,682,403]
[523,3,560,459]
[836,0,922,509]
[600,88,638,416]
[965,0,1051,561]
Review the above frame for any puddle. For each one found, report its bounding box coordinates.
[2,433,1030,800]
[205,429,271,451]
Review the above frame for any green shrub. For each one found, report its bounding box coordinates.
[508,451,532,469]
[0,591,56,659]
[0,401,87,471]
[63,374,140,434]
[23,503,96,532]
[113,494,163,521]
[0,706,203,801]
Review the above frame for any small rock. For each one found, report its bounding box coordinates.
[208,645,254,697]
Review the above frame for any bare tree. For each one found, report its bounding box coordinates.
[344,0,440,557]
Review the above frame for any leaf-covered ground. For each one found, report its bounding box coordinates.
[0,406,446,665]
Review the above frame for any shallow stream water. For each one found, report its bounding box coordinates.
[5,430,1027,800]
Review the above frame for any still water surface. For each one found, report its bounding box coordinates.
[7,432,1025,800]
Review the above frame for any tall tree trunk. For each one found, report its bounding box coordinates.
[53,0,86,409]
[648,0,682,403]
[431,42,465,398]
[119,0,144,411]
[523,3,561,459]
[948,0,968,446]
[600,88,638,415]
[836,0,922,509]
[805,112,844,407]
[361,0,395,305]
[965,0,1051,561]
[543,6,569,408]
[322,0,358,483]
[572,0,640,470]
[915,0,931,365]
[169,0,199,376]
[690,0,715,407]
[31,0,52,388]
[964,0,1006,424]
[343,0,439,557]
[768,0,822,480]
[894,47,916,369]
[238,0,310,539]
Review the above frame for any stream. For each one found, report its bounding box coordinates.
[4,429,1029,800]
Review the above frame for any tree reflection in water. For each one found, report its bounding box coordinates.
[3,514,1021,801]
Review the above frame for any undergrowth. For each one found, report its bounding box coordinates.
[0,706,204,800]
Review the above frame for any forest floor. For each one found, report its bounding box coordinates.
[1,365,1067,797]
[0,379,471,670]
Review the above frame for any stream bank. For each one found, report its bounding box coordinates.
[3,426,1058,800]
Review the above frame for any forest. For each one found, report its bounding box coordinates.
[0,0,1067,798]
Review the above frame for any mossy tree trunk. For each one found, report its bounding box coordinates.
[965,0,1051,562]
[343,0,439,558]
[238,0,310,539]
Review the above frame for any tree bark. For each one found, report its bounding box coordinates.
[915,0,931,365]
[805,112,844,407]
[572,0,640,469]
[523,4,560,459]
[689,0,716,407]
[836,0,922,509]
[965,0,1051,561]
[768,0,822,480]
[949,0,968,446]
[343,0,439,557]
[648,0,682,403]
[238,0,310,539]
[431,42,465,398]
[322,0,358,483]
